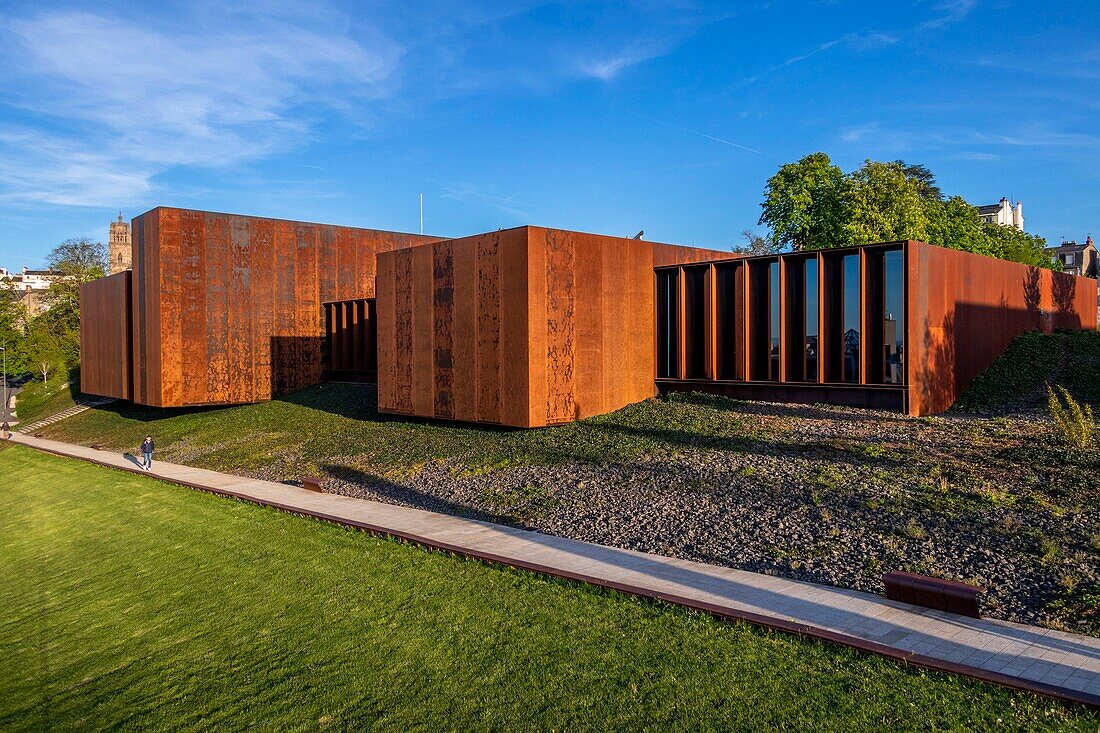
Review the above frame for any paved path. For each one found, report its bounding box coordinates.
[11,433,1100,709]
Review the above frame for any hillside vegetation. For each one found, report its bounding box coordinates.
[953,330,1100,414]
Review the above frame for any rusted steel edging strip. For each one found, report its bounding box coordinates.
[19,441,1100,711]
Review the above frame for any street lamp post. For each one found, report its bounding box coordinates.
[1,345,6,422]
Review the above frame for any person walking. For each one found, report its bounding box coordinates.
[140,435,155,471]
[1,421,10,440]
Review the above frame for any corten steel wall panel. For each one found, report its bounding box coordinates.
[411,244,434,418]
[376,229,525,424]
[376,226,730,427]
[477,232,504,424]
[79,271,133,400]
[376,253,397,410]
[433,242,455,419]
[126,207,440,407]
[500,230,531,427]
[532,229,729,426]
[179,210,206,405]
[906,241,1098,416]
[452,238,478,422]
[132,208,165,406]
[206,215,231,400]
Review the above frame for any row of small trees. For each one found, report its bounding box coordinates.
[1,238,107,389]
[739,153,1056,269]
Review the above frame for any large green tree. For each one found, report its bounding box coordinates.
[23,319,66,388]
[757,153,1057,269]
[43,237,107,332]
[758,152,849,250]
[0,282,29,377]
[844,160,930,245]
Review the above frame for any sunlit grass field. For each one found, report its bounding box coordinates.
[1,443,1095,731]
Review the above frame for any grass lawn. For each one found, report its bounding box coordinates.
[36,382,760,475]
[12,373,79,425]
[1,443,1095,731]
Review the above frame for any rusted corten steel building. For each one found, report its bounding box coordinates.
[653,241,1096,415]
[80,207,1097,426]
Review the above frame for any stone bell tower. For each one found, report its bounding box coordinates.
[108,211,132,275]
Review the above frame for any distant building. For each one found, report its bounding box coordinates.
[0,266,59,316]
[108,212,132,275]
[1045,236,1097,278]
[977,198,1024,231]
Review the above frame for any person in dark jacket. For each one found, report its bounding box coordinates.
[140,435,155,470]
[1,421,10,440]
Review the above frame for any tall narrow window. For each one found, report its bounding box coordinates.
[769,262,780,380]
[656,269,679,379]
[748,261,773,380]
[842,254,860,383]
[883,250,905,384]
[715,263,740,380]
[684,267,707,379]
[805,257,819,382]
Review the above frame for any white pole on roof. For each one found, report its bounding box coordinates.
[419,193,424,235]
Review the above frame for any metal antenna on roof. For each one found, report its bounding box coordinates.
[419,193,424,235]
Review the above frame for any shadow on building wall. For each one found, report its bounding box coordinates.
[270,335,325,398]
[913,292,1084,413]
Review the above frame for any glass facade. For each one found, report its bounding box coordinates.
[656,269,678,379]
[655,245,903,390]
[769,262,780,380]
[842,254,860,383]
[883,250,905,384]
[804,258,819,382]
[715,263,740,380]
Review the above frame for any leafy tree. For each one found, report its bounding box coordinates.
[759,152,848,250]
[894,161,942,201]
[47,237,108,275]
[0,282,29,377]
[23,320,66,388]
[732,229,783,256]
[757,153,1057,269]
[983,223,1055,269]
[43,237,107,331]
[844,160,929,245]
[925,196,995,257]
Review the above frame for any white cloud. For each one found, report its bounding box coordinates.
[0,5,402,206]
[441,185,531,218]
[579,41,668,80]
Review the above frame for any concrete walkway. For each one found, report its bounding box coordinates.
[11,433,1100,709]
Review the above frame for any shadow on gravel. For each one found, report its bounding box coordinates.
[667,392,911,424]
[319,463,518,528]
[579,421,902,467]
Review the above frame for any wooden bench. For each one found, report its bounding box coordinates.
[301,478,324,493]
[883,571,985,618]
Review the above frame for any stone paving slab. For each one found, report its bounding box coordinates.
[10,433,1100,709]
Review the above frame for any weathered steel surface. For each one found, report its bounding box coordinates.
[375,226,728,428]
[323,299,375,375]
[79,271,133,400]
[129,207,440,407]
[907,241,1098,415]
[653,240,1098,417]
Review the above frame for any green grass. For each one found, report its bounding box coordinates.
[40,386,753,475]
[13,374,79,425]
[1,443,1094,731]
[953,330,1100,413]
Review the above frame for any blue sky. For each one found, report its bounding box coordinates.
[1,0,1097,267]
